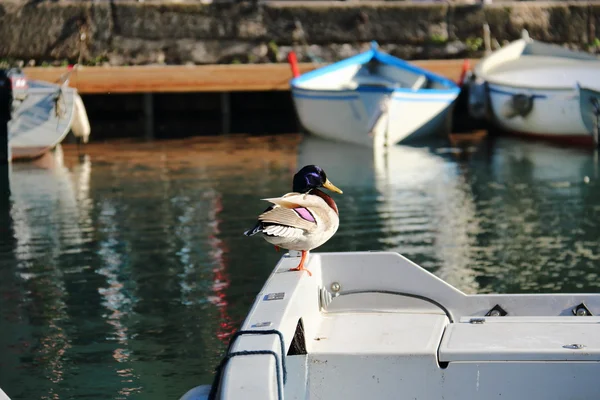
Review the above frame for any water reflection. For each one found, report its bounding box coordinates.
[0,134,599,399]
[0,140,261,399]
[298,135,600,294]
[1,148,82,399]
[465,137,600,293]
[298,136,480,293]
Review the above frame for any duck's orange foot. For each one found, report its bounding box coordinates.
[288,250,312,276]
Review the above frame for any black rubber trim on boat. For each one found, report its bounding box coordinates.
[436,325,450,370]
[334,290,455,323]
[288,319,307,356]
[207,329,287,400]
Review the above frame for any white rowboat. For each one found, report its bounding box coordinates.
[469,31,600,145]
[9,79,90,161]
[290,43,460,148]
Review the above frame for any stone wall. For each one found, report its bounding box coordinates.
[0,1,598,65]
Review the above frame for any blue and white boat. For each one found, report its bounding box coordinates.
[290,42,460,148]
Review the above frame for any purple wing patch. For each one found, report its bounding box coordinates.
[293,207,316,223]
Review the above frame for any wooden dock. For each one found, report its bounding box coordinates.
[22,59,477,138]
[22,59,477,94]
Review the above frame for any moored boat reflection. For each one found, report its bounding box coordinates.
[1,148,88,399]
[465,136,600,293]
[297,135,481,293]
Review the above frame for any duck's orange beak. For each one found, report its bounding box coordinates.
[323,179,343,194]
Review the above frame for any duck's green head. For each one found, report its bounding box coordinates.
[293,165,343,194]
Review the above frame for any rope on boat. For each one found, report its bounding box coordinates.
[208,329,287,400]
[334,289,456,323]
[225,329,287,383]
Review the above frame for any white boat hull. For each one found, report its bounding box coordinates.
[488,84,589,139]
[292,89,455,147]
[8,80,90,161]
[472,35,600,144]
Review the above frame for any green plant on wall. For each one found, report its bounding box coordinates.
[586,37,600,52]
[466,37,483,52]
[267,40,280,62]
[429,34,447,45]
[86,55,109,66]
[268,41,279,57]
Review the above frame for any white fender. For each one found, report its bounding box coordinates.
[71,92,91,143]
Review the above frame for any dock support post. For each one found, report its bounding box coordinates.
[220,92,231,135]
[143,93,154,140]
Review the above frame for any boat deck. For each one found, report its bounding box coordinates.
[213,252,600,400]
[312,312,446,355]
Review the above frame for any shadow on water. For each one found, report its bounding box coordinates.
[1,134,600,399]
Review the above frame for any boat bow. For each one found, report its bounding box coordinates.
[200,251,600,400]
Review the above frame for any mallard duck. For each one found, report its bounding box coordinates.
[244,165,343,276]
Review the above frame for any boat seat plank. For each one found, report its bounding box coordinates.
[411,75,427,90]
[439,322,600,362]
[311,313,448,356]
[342,75,399,90]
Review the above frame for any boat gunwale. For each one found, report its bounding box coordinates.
[290,87,460,105]
[475,37,600,92]
[291,86,460,96]
[290,41,459,92]
[485,79,597,93]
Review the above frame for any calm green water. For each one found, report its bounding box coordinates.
[1,134,600,399]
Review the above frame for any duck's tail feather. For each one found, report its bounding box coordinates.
[244,205,275,236]
[244,221,263,237]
